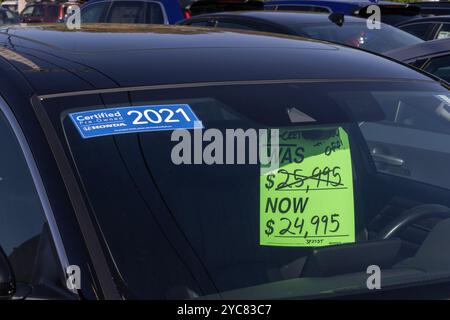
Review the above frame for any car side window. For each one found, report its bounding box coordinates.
[271,5,331,13]
[32,6,44,17]
[218,20,287,34]
[399,23,434,40]
[183,20,210,27]
[360,94,450,189]
[145,2,164,24]
[47,5,59,18]
[5,10,17,22]
[81,2,108,23]
[424,55,450,83]
[437,23,450,39]
[21,5,34,17]
[216,21,254,31]
[107,1,145,24]
[0,108,55,284]
[410,58,428,69]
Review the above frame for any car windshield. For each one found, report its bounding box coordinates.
[41,79,450,299]
[296,21,423,53]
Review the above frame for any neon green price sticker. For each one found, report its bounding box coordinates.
[260,127,355,247]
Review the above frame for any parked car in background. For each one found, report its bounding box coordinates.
[265,0,423,26]
[265,0,375,15]
[385,38,450,84]
[79,0,184,24]
[185,0,263,17]
[0,6,19,24]
[0,0,18,12]
[20,2,80,23]
[411,1,450,16]
[179,11,423,53]
[396,15,450,41]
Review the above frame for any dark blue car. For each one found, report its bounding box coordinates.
[80,0,184,24]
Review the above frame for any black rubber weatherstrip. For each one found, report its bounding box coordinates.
[37,78,436,100]
[31,95,122,300]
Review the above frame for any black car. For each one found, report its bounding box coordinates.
[178,11,423,53]
[0,23,450,300]
[385,38,450,84]
[396,15,450,41]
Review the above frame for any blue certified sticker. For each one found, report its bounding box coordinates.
[69,104,203,139]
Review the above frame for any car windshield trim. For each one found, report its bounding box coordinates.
[38,77,437,100]
[0,94,72,289]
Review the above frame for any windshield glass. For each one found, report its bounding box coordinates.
[297,22,423,53]
[41,80,450,299]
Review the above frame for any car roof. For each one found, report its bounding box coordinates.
[188,10,369,24]
[0,24,435,97]
[384,38,450,62]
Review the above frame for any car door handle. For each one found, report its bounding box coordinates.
[371,149,404,167]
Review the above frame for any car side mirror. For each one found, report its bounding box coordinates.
[0,245,15,299]
[328,12,345,27]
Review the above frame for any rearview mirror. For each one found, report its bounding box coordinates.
[0,245,15,299]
